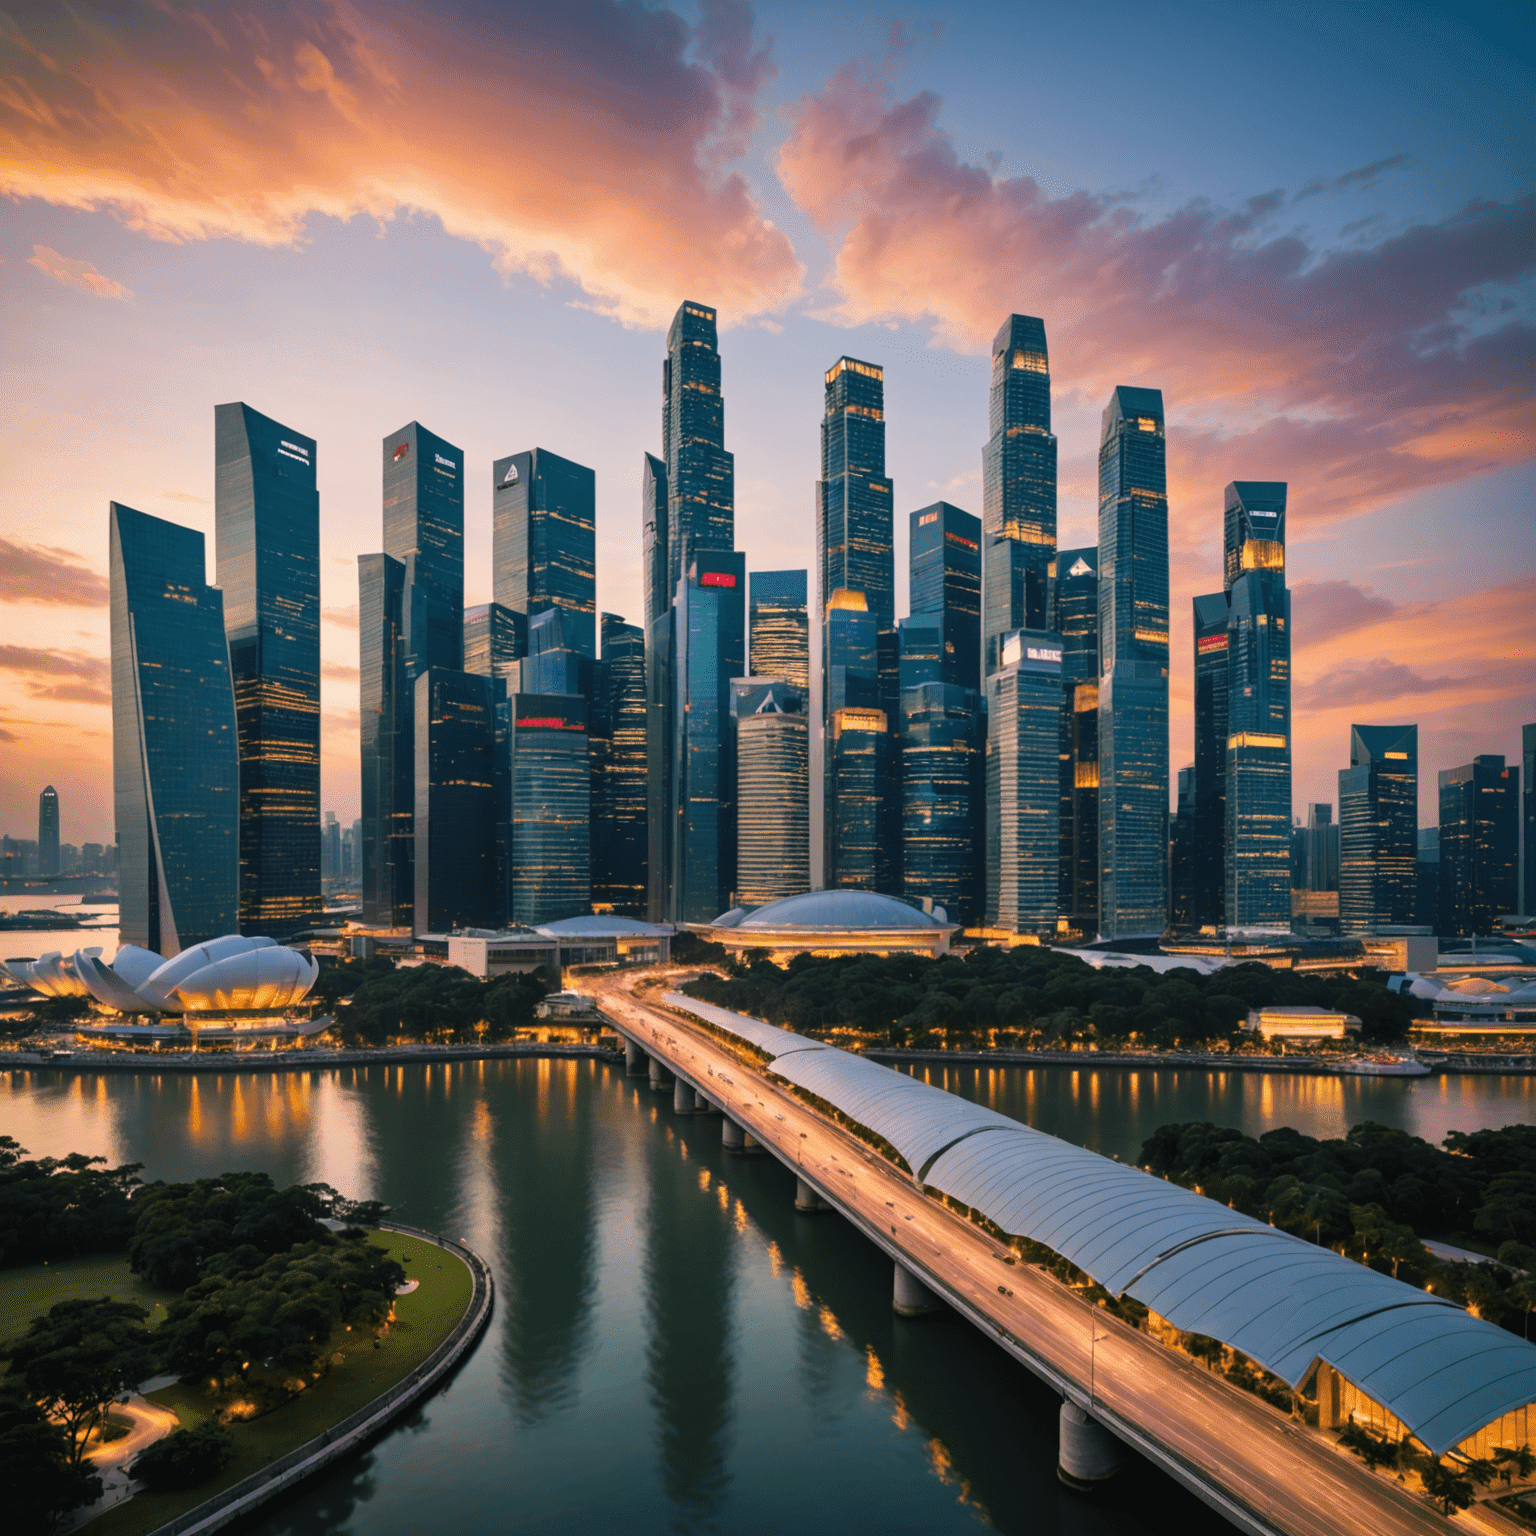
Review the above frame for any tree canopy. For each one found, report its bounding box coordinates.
[311,957,555,1045]
[0,1379,102,1535]
[0,1135,141,1268]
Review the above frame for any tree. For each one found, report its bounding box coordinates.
[1494,1444,1536,1486]
[3,1297,153,1466]
[1475,1171,1536,1247]
[0,1379,102,1535]
[1420,1457,1475,1515]
[1348,1203,1432,1279]
[129,1421,234,1491]
[1184,1332,1225,1371]
[0,1138,142,1269]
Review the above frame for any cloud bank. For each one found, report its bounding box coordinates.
[27,246,133,299]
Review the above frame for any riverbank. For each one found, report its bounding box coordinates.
[865,1045,1536,1075]
[4,1040,621,1074]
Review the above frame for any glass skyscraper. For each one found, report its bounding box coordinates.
[463,602,526,683]
[818,358,894,633]
[733,677,810,905]
[828,707,898,893]
[595,613,647,916]
[38,786,59,877]
[387,422,465,676]
[1169,765,1197,931]
[1338,723,1417,935]
[1223,481,1291,930]
[901,680,983,924]
[1097,386,1169,939]
[110,502,239,953]
[215,402,320,939]
[663,302,735,590]
[986,629,1064,933]
[510,693,591,925]
[1050,545,1099,932]
[1439,755,1520,936]
[1190,590,1230,928]
[749,569,809,693]
[1525,724,1536,917]
[910,503,981,689]
[982,315,1056,677]
[493,448,596,659]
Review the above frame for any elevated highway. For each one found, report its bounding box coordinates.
[588,971,1493,1536]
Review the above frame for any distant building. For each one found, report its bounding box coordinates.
[733,677,810,906]
[37,786,59,877]
[1339,724,1418,935]
[818,357,894,634]
[902,680,984,924]
[1439,755,1520,936]
[215,402,320,939]
[1416,827,1440,932]
[321,812,341,882]
[509,693,591,925]
[1244,1006,1360,1043]
[1052,546,1100,933]
[1525,724,1536,916]
[749,569,809,694]
[110,502,238,953]
[594,614,647,916]
[823,589,882,886]
[463,602,527,683]
[1097,387,1169,939]
[828,708,898,894]
[1305,804,1340,892]
[910,503,981,688]
[1170,765,1197,931]
[701,889,958,962]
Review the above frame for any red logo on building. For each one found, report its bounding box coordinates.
[393,442,410,462]
[700,571,736,588]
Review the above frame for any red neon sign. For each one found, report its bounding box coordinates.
[392,442,409,461]
[700,571,737,588]
[518,717,580,730]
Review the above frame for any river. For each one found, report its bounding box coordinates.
[3,1057,1531,1535]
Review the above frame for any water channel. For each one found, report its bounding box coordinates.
[4,1058,1532,1535]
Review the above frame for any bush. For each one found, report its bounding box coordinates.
[130,1421,234,1491]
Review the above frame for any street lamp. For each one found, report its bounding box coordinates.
[1089,1316,1110,1412]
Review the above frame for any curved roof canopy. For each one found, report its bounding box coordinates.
[719,889,954,932]
[664,994,1536,1454]
[535,915,673,938]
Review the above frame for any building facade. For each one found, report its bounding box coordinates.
[110,503,239,954]
[595,613,647,916]
[1439,755,1520,936]
[900,681,984,924]
[733,678,810,906]
[1338,723,1418,935]
[1051,545,1099,933]
[1190,591,1230,928]
[215,401,320,939]
[1525,724,1536,917]
[818,358,894,634]
[910,503,981,689]
[1096,386,1169,939]
[463,602,526,683]
[37,786,59,877]
[748,569,809,693]
[509,693,591,925]
[828,707,898,894]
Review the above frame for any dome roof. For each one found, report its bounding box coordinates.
[726,890,950,932]
[173,947,318,1012]
[136,935,276,1010]
[534,915,672,937]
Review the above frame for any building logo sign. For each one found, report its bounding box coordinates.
[1027,645,1062,664]
[1069,556,1093,578]
[918,510,939,526]
[435,453,457,470]
[945,531,978,550]
[392,442,409,462]
[278,439,311,465]
[501,462,519,486]
[700,571,736,588]
[518,716,581,731]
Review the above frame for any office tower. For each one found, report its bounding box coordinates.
[900,680,984,924]
[663,302,735,589]
[749,570,809,693]
[463,603,527,682]
[594,614,647,916]
[824,590,880,712]
[1416,827,1440,932]
[986,629,1064,933]
[1525,724,1536,915]
[359,553,409,925]
[110,502,238,953]
[822,588,884,887]
[521,607,600,698]
[321,812,340,882]
[643,454,670,628]
[215,402,320,938]
[1338,724,1417,935]
[828,708,897,893]
[1191,591,1230,927]
[1096,387,1169,939]
[388,422,465,675]
[1170,766,1197,931]
[982,316,1056,677]
[37,786,59,877]
[509,694,591,925]
[1306,804,1340,892]
[733,678,810,905]
[818,358,894,633]
[910,503,981,688]
[1223,482,1291,930]
[414,669,500,933]
[1051,546,1100,932]
[492,448,596,658]
[1439,755,1520,935]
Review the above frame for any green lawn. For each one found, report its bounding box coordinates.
[81,1232,474,1536]
[0,1255,179,1345]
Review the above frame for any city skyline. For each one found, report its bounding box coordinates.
[3,1,1533,844]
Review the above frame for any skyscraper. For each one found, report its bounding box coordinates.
[1169,766,1197,931]
[733,678,810,905]
[1525,724,1536,916]
[986,629,1064,933]
[910,503,982,689]
[822,588,885,887]
[493,448,597,659]
[1338,724,1417,935]
[215,402,320,939]
[509,694,591,925]
[1416,827,1440,932]
[748,570,809,693]
[663,302,735,589]
[818,358,894,633]
[828,707,898,894]
[594,613,647,916]
[388,422,465,676]
[37,786,59,877]
[1051,546,1100,932]
[1439,755,1520,935]
[642,454,670,628]
[463,602,526,683]
[1190,591,1231,927]
[900,680,984,923]
[1097,386,1169,939]
[1223,481,1291,930]
[110,503,239,953]
[1305,804,1340,893]
[413,669,501,933]
[982,316,1056,676]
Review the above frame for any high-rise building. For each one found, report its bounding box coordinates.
[509,693,591,925]
[733,677,810,906]
[1096,386,1169,939]
[818,358,894,633]
[749,570,809,693]
[828,707,898,894]
[387,422,465,676]
[321,812,340,882]
[110,503,239,953]
[358,552,410,926]
[1525,724,1536,916]
[594,614,647,916]
[215,402,320,939]
[823,588,883,886]
[1305,804,1340,892]
[463,603,527,683]
[642,454,670,629]
[986,629,1064,933]
[982,316,1056,676]
[663,301,735,591]
[1051,546,1099,933]
[910,503,981,688]
[1190,591,1230,927]
[492,448,596,659]
[1416,827,1440,932]
[1223,482,1291,930]
[900,680,984,924]
[37,786,59,877]
[1439,755,1520,936]
[1338,724,1417,935]
[1169,765,1197,931]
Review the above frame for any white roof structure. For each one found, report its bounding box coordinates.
[717,889,953,932]
[664,993,1536,1454]
[535,916,673,938]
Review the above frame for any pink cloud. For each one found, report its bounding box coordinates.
[0,539,109,607]
[27,245,133,300]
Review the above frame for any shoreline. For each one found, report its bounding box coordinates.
[865,1045,1536,1076]
[5,1041,621,1075]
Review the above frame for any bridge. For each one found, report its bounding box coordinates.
[587,970,1527,1536]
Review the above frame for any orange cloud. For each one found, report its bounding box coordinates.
[0,538,110,607]
[26,245,133,299]
[777,65,1536,528]
[1,0,802,328]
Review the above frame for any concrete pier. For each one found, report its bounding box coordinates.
[795,1178,831,1213]
[722,1117,746,1150]
[624,1038,647,1076]
[893,1262,941,1317]
[648,1057,673,1090]
[1057,1403,1124,1489]
[693,1090,713,1113]
[673,1078,694,1114]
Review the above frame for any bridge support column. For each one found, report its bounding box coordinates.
[648,1058,673,1091]
[893,1261,941,1317]
[722,1117,746,1151]
[693,1090,713,1113]
[795,1178,830,1213]
[624,1039,647,1076]
[1057,1403,1123,1489]
[673,1078,694,1114]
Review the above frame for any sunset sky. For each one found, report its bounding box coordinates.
[3,0,1533,848]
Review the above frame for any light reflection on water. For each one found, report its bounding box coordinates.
[2,1059,1530,1535]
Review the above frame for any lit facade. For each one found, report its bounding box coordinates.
[38,786,59,877]
[215,402,320,939]
[986,629,1063,933]
[463,602,526,683]
[493,447,596,659]
[818,357,894,633]
[1338,723,1418,935]
[823,589,883,886]
[982,315,1056,677]
[828,707,898,893]
[900,680,983,924]
[733,678,810,906]
[1439,755,1520,936]
[1051,545,1099,931]
[1191,590,1230,928]
[510,693,591,925]
[748,569,809,693]
[910,502,981,689]
[1097,387,1169,939]
[110,503,239,954]
[595,613,647,916]
[662,301,735,593]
